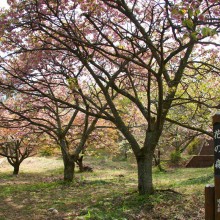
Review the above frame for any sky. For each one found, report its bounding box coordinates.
[0,0,8,9]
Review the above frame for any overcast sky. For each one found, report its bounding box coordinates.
[0,0,8,8]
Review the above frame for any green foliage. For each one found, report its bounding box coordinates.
[202,27,217,37]
[117,97,132,112]
[117,139,131,161]
[182,19,194,29]
[39,146,53,157]
[67,77,79,90]
[187,138,201,155]
[170,150,182,164]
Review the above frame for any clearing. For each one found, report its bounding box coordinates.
[0,156,213,220]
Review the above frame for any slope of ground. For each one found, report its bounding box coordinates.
[0,156,213,220]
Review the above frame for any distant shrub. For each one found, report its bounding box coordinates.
[39,146,53,157]
[187,138,202,155]
[118,139,132,160]
[170,150,181,164]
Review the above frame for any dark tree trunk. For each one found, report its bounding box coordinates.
[136,154,154,195]
[77,156,84,172]
[63,158,75,181]
[154,150,164,171]
[13,163,20,175]
[60,139,75,182]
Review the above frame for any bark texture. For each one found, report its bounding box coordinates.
[60,139,75,181]
[137,154,154,195]
[13,163,20,175]
[63,158,75,181]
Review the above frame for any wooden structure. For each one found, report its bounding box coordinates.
[186,139,214,168]
[205,112,220,219]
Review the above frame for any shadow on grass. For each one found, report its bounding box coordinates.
[0,168,206,220]
[0,171,115,198]
[76,189,182,220]
[176,174,213,187]
[0,162,212,220]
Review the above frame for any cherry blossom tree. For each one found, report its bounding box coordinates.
[0,0,220,194]
[0,127,36,175]
[0,49,110,181]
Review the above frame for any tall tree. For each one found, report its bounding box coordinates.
[0,51,106,181]
[0,0,220,194]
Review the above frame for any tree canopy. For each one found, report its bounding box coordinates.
[0,0,220,194]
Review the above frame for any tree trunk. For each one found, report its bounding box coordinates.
[63,158,75,181]
[13,163,20,175]
[60,139,75,182]
[77,156,84,172]
[136,154,154,195]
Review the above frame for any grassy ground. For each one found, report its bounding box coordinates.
[0,156,213,220]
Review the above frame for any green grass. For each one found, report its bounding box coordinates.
[154,166,213,190]
[0,156,213,219]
